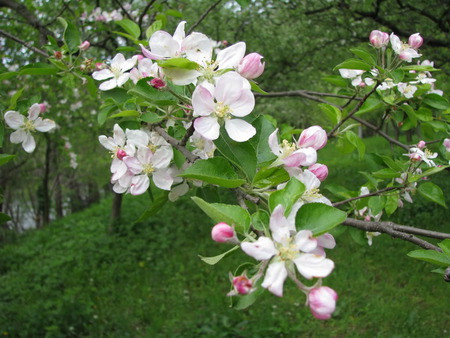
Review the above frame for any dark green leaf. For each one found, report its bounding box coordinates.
[0,154,16,166]
[248,115,277,166]
[423,94,450,110]
[407,249,450,266]
[319,103,342,124]
[418,182,446,207]
[19,63,59,76]
[268,177,306,214]
[295,203,347,236]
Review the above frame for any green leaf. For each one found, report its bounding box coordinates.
[423,94,450,110]
[18,63,59,76]
[250,81,268,94]
[191,196,251,234]
[295,203,347,236]
[438,239,450,256]
[215,131,257,181]
[372,168,400,179]
[0,72,18,81]
[199,245,239,265]
[145,20,164,40]
[234,283,265,310]
[166,9,183,18]
[345,131,365,160]
[325,184,355,200]
[0,212,11,224]
[356,97,383,115]
[116,19,141,40]
[252,167,289,189]
[158,58,199,70]
[399,65,439,72]
[101,87,131,103]
[407,249,450,266]
[235,0,251,7]
[128,79,177,106]
[140,112,164,123]
[415,107,433,122]
[97,104,116,126]
[58,17,81,53]
[268,177,306,214]
[7,88,24,110]
[322,75,349,88]
[350,47,376,65]
[385,192,399,215]
[334,58,372,71]
[109,110,140,118]
[319,103,342,124]
[179,157,246,188]
[0,154,16,166]
[368,196,385,216]
[418,182,446,207]
[409,165,449,182]
[134,189,169,223]
[251,210,270,232]
[379,155,405,172]
[248,115,276,166]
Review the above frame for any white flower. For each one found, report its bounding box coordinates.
[4,103,56,153]
[92,53,137,90]
[405,147,438,167]
[390,33,421,62]
[397,82,417,99]
[241,205,334,297]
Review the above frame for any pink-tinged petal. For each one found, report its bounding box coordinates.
[298,126,327,150]
[192,85,215,117]
[390,33,402,53]
[270,204,291,244]
[153,168,174,191]
[98,135,116,151]
[113,124,126,147]
[229,89,255,117]
[113,181,128,194]
[268,129,281,155]
[194,116,220,140]
[162,68,201,86]
[215,72,245,104]
[224,119,256,142]
[152,146,173,169]
[34,119,55,132]
[182,32,212,66]
[22,133,36,153]
[116,73,130,87]
[130,175,150,195]
[241,237,277,261]
[316,233,336,249]
[293,253,334,279]
[172,21,186,44]
[261,261,288,297]
[27,104,41,121]
[10,129,27,144]
[291,148,317,166]
[308,286,338,320]
[149,31,179,58]
[4,111,24,129]
[282,153,306,167]
[216,42,246,70]
[294,230,317,253]
[111,161,128,180]
[140,44,164,60]
[99,78,118,91]
[123,156,143,175]
[92,69,114,81]
[110,158,124,173]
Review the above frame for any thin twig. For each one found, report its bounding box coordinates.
[138,0,158,34]
[112,0,134,21]
[152,125,198,163]
[0,29,49,57]
[187,0,223,35]
[332,187,398,207]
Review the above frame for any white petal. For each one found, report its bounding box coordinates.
[215,72,245,104]
[294,230,317,253]
[172,21,186,44]
[217,42,246,70]
[229,89,255,117]
[116,73,130,87]
[120,58,137,72]
[99,78,118,91]
[22,133,36,153]
[162,68,200,86]
[270,205,291,244]
[123,156,143,175]
[126,129,149,147]
[192,85,215,117]
[316,233,336,249]
[99,135,116,151]
[28,104,41,121]
[268,129,281,155]
[297,169,321,190]
[92,69,114,81]
[113,124,126,147]
[224,119,256,142]
[150,31,179,58]
[152,146,173,169]
[261,261,288,297]
[241,237,277,261]
[130,175,150,195]
[194,117,220,140]
[10,129,26,143]
[34,119,55,132]
[111,161,128,180]
[4,111,24,129]
[293,254,334,279]
[153,168,174,191]
[182,32,212,66]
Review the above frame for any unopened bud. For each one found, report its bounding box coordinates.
[308,163,328,181]
[54,51,63,59]
[232,275,253,295]
[443,138,450,152]
[298,126,327,150]
[408,33,423,49]
[150,78,166,89]
[369,30,389,48]
[95,62,106,71]
[79,40,90,51]
[39,103,47,114]
[308,287,338,320]
[211,222,236,243]
[417,140,426,149]
[237,53,265,80]
[116,149,127,160]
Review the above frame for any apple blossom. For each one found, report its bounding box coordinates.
[211,222,237,243]
[308,286,338,320]
[4,103,56,153]
[444,138,450,152]
[230,274,253,295]
[397,83,417,99]
[189,131,216,159]
[390,33,421,62]
[79,40,90,51]
[241,205,334,297]
[92,53,137,90]
[298,126,327,150]
[237,52,265,79]
[192,71,256,142]
[408,33,423,49]
[369,30,389,48]
[129,58,159,84]
[405,147,438,167]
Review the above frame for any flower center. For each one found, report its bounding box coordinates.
[110,65,122,78]
[142,163,155,175]
[214,101,231,119]
[280,139,296,158]
[23,119,35,132]
[277,238,299,261]
[303,188,321,201]
[202,61,218,82]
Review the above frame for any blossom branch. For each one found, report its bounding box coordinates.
[342,218,444,251]
[152,125,199,163]
[332,187,399,207]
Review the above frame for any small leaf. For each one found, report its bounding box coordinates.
[199,245,239,265]
[269,177,306,214]
[145,20,164,40]
[350,47,376,65]
[345,131,365,160]
[8,88,24,110]
[422,94,450,110]
[399,65,438,72]
[134,189,169,223]
[356,97,383,115]
[109,110,140,118]
[295,203,347,236]
[418,182,446,207]
[252,167,289,189]
[319,103,342,124]
[158,58,199,70]
[407,249,450,266]
[438,239,450,256]
[116,19,141,40]
[140,112,164,123]
[19,63,59,76]
[248,115,276,166]
[234,283,265,310]
[333,58,372,71]
[0,154,16,166]
[250,81,268,94]
[251,210,270,232]
[128,79,177,106]
[372,168,400,179]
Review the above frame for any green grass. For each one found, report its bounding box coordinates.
[0,136,449,337]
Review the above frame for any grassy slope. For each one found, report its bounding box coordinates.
[1,137,449,337]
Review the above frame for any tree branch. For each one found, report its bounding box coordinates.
[187,0,223,35]
[0,29,49,57]
[152,126,198,163]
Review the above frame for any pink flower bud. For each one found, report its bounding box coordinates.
[308,286,338,320]
[95,62,106,71]
[116,149,127,160]
[232,275,253,295]
[298,126,327,150]
[369,30,389,48]
[408,33,423,49]
[39,103,47,114]
[417,140,426,149]
[443,138,450,152]
[237,53,265,80]
[150,78,166,89]
[79,40,90,51]
[308,163,328,181]
[211,222,236,243]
